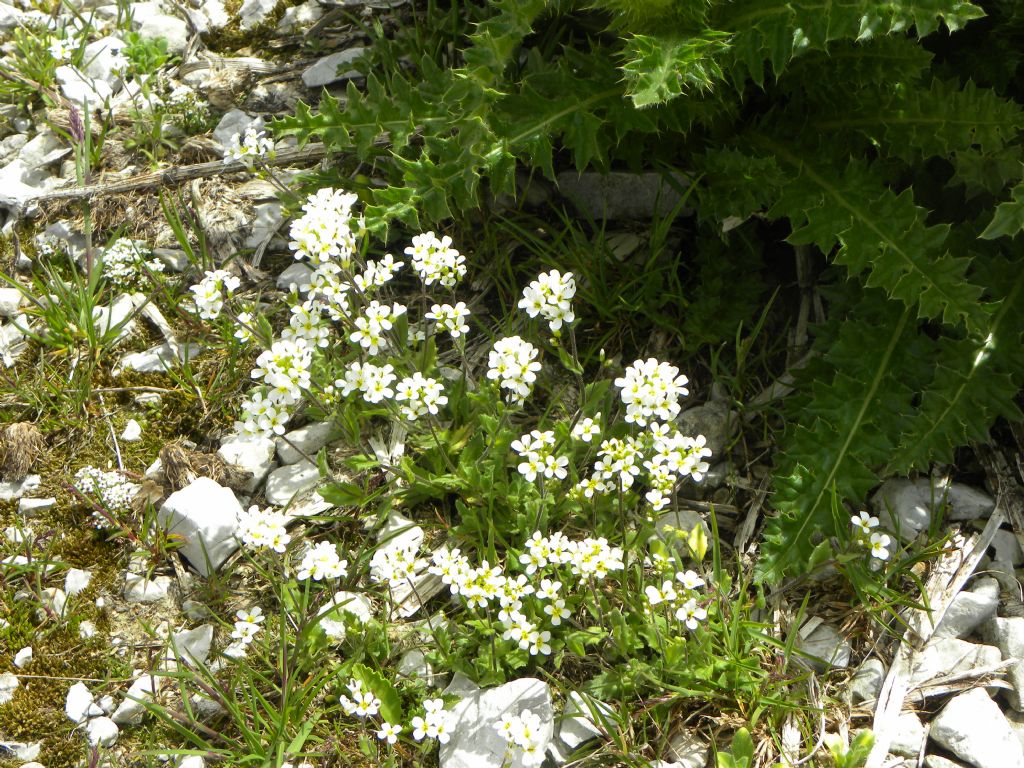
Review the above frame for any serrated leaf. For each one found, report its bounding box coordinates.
[981,182,1024,239]
[621,32,731,108]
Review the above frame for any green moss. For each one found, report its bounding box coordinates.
[205,0,296,59]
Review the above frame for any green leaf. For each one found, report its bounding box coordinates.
[621,32,731,108]
[981,181,1024,239]
[351,664,402,725]
[731,727,755,764]
[319,481,368,507]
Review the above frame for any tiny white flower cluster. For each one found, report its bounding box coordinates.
[851,511,891,561]
[224,127,275,168]
[404,232,466,288]
[395,372,448,421]
[289,187,363,268]
[370,542,427,588]
[73,466,137,527]
[411,698,455,743]
[512,429,567,483]
[518,269,576,332]
[48,36,74,62]
[229,606,264,645]
[614,358,690,426]
[349,300,407,355]
[495,709,546,766]
[296,541,348,581]
[101,238,164,289]
[188,269,240,320]
[236,339,314,435]
[644,568,708,630]
[237,505,291,553]
[338,361,397,405]
[340,677,382,718]
[281,300,330,349]
[486,336,542,405]
[425,302,471,339]
[354,253,404,293]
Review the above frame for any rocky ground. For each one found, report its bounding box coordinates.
[0,2,1023,768]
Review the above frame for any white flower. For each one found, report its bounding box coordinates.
[487,336,542,405]
[237,506,291,553]
[224,127,275,167]
[296,541,348,581]
[614,358,689,426]
[571,415,601,443]
[676,569,705,591]
[405,232,466,288]
[869,531,891,560]
[101,238,164,288]
[425,301,471,338]
[395,373,448,420]
[377,721,403,744]
[675,598,707,630]
[852,511,879,538]
[518,269,576,331]
[48,37,74,62]
[289,188,363,268]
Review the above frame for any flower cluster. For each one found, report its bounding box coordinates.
[237,505,291,553]
[337,361,396,405]
[48,36,74,62]
[614,358,690,426]
[411,698,455,744]
[425,302,471,339]
[296,541,348,581]
[370,542,426,588]
[405,232,466,288]
[851,511,891,561]
[224,127,275,168]
[395,372,448,421]
[495,709,546,766]
[512,429,568,483]
[280,300,330,349]
[100,238,164,289]
[487,336,542,405]
[339,678,382,718]
[350,300,407,355]
[230,606,264,645]
[73,466,137,527]
[236,339,315,436]
[518,269,576,332]
[644,427,713,511]
[644,568,708,629]
[288,187,362,268]
[189,269,240,320]
[354,254,404,293]
[518,531,624,580]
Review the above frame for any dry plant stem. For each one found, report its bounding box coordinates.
[30,143,330,203]
[867,507,1004,768]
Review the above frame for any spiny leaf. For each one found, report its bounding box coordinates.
[620,32,731,108]
[981,181,1024,239]
[765,147,985,329]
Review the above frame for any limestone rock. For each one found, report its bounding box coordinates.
[301,48,366,88]
[930,688,1024,768]
[274,421,342,465]
[264,460,320,506]
[157,477,243,575]
[218,434,276,493]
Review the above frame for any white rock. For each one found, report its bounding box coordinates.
[277,0,322,32]
[91,293,138,344]
[112,674,161,725]
[166,624,214,668]
[275,421,342,464]
[18,496,55,514]
[930,687,1024,768]
[213,109,264,151]
[82,36,128,86]
[65,681,103,723]
[0,2,23,31]
[238,0,277,29]
[244,201,285,249]
[152,248,189,272]
[440,678,553,768]
[178,756,206,768]
[276,261,313,292]
[909,637,1002,688]
[121,418,142,441]
[873,479,996,540]
[301,47,366,88]
[13,646,32,668]
[890,711,926,757]
[0,321,27,368]
[990,617,1024,710]
[444,672,482,699]
[218,433,276,493]
[131,3,190,54]
[85,715,119,746]
[0,671,18,704]
[264,460,320,506]
[0,287,23,316]
[41,587,67,617]
[318,591,373,640]
[796,621,851,671]
[397,649,437,685]
[123,573,172,603]
[79,620,97,638]
[113,341,202,374]
[934,578,999,639]
[925,757,968,768]
[558,691,614,750]
[0,474,41,501]
[992,529,1024,566]
[158,477,243,575]
[675,401,736,459]
[55,65,114,108]
[378,511,425,552]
